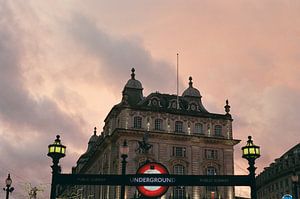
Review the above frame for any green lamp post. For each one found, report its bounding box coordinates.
[242,136,260,199]
[3,174,14,199]
[48,135,66,199]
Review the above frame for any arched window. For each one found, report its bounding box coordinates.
[173,164,185,198]
[154,119,163,130]
[195,123,203,134]
[214,125,222,136]
[174,164,185,175]
[207,166,217,193]
[175,121,183,133]
[207,166,217,175]
[133,116,142,129]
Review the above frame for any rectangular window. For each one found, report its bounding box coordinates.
[205,149,218,160]
[173,186,185,198]
[195,123,203,134]
[172,147,186,157]
[214,125,222,136]
[175,121,183,133]
[133,116,142,129]
[154,119,163,130]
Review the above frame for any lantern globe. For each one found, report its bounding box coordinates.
[5,174,12,186]
[47,135,66,160]
[120,140,129,156]
[242,136,261,160]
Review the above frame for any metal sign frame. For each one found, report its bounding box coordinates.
[55,173,253,186]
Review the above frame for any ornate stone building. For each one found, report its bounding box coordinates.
[70,68,240,199]
[256,144,300,199]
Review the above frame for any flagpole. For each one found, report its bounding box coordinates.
[177,53,179,109]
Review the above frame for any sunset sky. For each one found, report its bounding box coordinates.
[1,0,300,198]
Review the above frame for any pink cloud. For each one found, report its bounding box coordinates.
[1,0,300,198]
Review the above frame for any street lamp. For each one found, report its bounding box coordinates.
[291,172,299,199]
[120,140,129,199]
[242,136,260,199]
[3,174,14,199]
[48,135,66,199]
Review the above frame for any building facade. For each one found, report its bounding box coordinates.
[68,68,240,199]
[256,144,300,199]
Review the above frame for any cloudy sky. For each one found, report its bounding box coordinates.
[1,0,300,198]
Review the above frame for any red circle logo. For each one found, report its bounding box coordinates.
[136,162,169,198]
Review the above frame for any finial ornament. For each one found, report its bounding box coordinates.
[131,68,135,79]
[189,76,193,87]
[224,99,231,115]
[248,136,252,143]
[94,127,97,135]
[55,135,61,143]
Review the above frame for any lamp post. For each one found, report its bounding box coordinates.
[47,135,66,199]
[291,172,299,199]
[242,136,260,199]
[3,174,14,199]
[120,140,129,199]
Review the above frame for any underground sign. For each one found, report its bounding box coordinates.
[282,194,293,199]
[136,162,169,198]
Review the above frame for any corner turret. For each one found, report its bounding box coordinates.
[122,68,144,105]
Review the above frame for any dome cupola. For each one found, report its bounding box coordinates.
[124,68,143,89]
[87,127,98,151]
[77,127,98,166]
[182,76,201,98]
[122,68,144,105]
